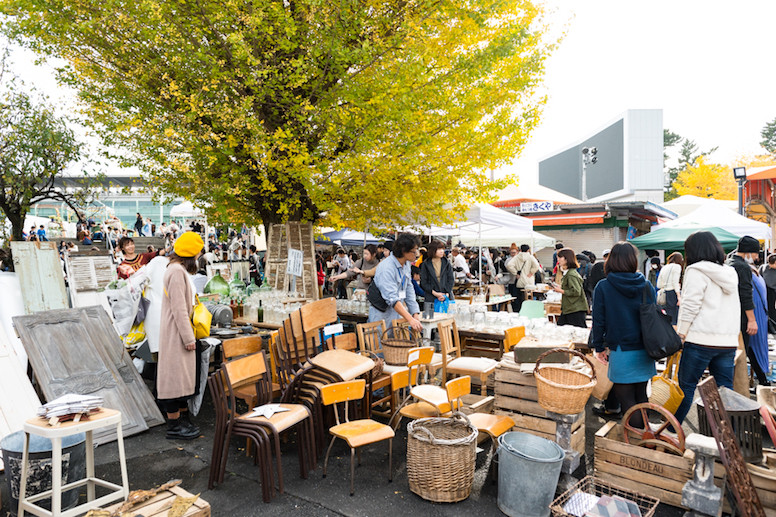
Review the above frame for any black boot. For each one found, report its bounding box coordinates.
[179,412,201,436]
[166,418,199,440]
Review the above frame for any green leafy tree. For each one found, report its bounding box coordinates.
[761,117,776,155]
[1,0,555,229]
[0,88,91,241]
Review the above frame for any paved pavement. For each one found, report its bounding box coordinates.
[1,390,686,516]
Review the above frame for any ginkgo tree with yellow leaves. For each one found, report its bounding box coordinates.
[673,156,736,200]
[2,0,556,229]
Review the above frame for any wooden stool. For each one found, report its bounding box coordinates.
[18,408,129,517]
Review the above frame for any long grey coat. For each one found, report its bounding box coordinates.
[157,262,197,400]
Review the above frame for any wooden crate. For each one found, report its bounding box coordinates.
[493,355,585,456]
[495,409,585,455]
[595,421,776,512]
[594,420,696,508]
[100,486,210,517]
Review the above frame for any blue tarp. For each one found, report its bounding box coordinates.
[320,229,382,247]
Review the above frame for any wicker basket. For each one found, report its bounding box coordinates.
[407,414,478,502]
[357,350,384,379]
[534,348,597,415]
[381,327,420,366]
[550,475,659,517]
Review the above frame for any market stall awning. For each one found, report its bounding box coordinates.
[321,229,381,247]
[629,224,740,252]
[528,211,607,227]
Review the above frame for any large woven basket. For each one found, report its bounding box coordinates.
[381,327,420,366]
[407,414,478,502]
[534,348,597,415]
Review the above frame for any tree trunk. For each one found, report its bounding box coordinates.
[7,209,24,242]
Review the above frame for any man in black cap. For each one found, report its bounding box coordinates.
[727,235,770,385]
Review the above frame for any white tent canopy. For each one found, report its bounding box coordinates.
[414,203,556,251]
[654,200,770,241]
[659,195,738,218]
[169,201,206,218]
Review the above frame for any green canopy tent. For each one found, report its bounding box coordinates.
[629,225,740,253]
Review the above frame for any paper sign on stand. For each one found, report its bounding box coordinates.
[286,248,303,291]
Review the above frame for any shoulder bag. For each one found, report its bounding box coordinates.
[192,295,213,339]
[649,351,684,414]
[640,284,682,360]
[367,281,389,312]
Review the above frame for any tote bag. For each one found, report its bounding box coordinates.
[640,284,682,360]
[649,352,684,414]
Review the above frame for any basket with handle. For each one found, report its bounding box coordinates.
[649,351,684,414]
[534,348,597,415]
[406,413,478,502]
[356,350,384,379]
[381,327,421,365]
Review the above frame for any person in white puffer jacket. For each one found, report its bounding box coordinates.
[674,231,741,423]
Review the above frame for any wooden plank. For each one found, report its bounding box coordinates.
[12,306,164,444]
[494,394,547,417]
[571,425,585,454]
[494,382,538,401]
[495,367,537,387]
[595,469,685,508]
[595,423,693,471]
[595,449,692,483]
[11,241,68,314]
[101,486,210,516]
[494,409,584,433]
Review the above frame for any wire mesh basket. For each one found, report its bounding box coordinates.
[549,476,659,517]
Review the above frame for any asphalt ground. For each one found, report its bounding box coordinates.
[0,383,692,517]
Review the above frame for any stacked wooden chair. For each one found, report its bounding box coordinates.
[207,350,316,502]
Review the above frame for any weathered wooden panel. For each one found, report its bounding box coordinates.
[0,324,40,471]
[266,222,318,300]
[13,306,164,444]
[67,255,115,291]
[11,241,68,314]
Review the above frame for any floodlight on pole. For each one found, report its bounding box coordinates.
[733,167,746,215]
[581,146,598,201]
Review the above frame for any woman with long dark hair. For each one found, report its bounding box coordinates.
[674,231,740,423]
[553,248,588,328]
[419,240,455,304]
[591,242,655,427]
[158,232,204,440]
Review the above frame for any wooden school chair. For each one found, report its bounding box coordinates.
[320,379,394,495]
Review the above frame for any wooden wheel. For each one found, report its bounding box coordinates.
[622,402,685,455]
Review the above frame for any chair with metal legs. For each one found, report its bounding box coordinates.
[320,379,394,495]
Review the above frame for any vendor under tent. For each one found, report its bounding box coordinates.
[415,203,555,251]
[653,200,770,242]
[629,224,740,252]
[409,203,556,282]
[321,229,381,247]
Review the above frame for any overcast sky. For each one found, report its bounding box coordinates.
[9,1,776,182]
[500,0,776,182]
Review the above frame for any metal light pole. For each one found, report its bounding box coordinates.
[733,167,747,216]
[581,147,598,201]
